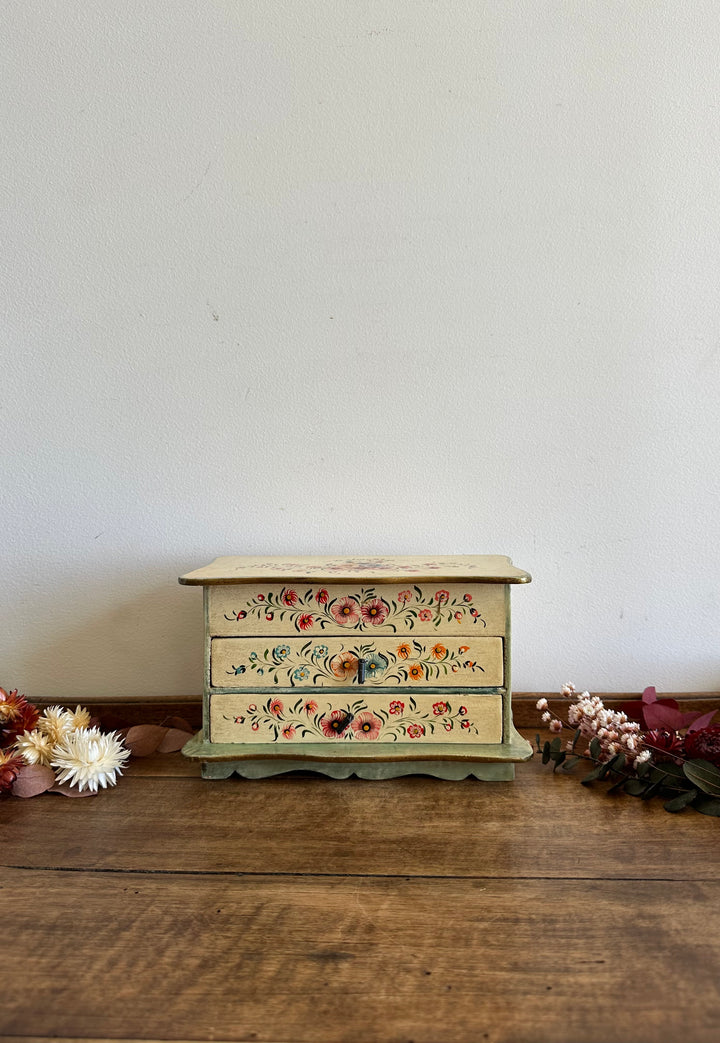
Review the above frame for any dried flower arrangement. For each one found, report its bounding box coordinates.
[537,683,720,816]
[0,687,193,798]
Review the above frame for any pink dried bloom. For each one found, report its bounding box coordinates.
[549,719,562,734]
[536,698,548,711]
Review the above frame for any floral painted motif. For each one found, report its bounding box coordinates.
[223,695,478,743]
[237,640,487,687]
[223,585,488,634]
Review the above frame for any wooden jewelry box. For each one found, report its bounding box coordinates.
[179,555,532,780]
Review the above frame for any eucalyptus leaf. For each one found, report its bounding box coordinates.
[589,737,601,759]
[542,741,551,764]
[581,765,604,785]
[683,759,720,797]
[663,788,698,813]
[623,779,648,797]
[692,796,720,817]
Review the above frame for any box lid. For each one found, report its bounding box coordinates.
[179,554,531,585]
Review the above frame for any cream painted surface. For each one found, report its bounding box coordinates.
[209,691,503,745]
[210,635,504,689]
[182,554,530,584]
[208,581,507,636]
[4,4,720,699]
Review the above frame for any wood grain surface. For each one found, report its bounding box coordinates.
[3,723,720,1043]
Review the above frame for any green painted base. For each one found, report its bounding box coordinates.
[182,730,533,781]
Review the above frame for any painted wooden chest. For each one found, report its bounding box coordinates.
[179,554,532,779]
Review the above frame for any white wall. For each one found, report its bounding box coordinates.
[3,1,720,699]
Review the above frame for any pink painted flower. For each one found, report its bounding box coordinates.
[331,597,361,626]
[281,589,298,606]
[397,589,412,604]
[330,652,359,679]
[418,609,432,622]
[281,725,296,740]
[407,723,425,738]
[389,700,405,715]
[315,588,329,605]
[320,710,354,737]
[269,699,284,717]
[297,613,314,630]
[435,590,449,604]
[432,701,449,716]
[360,598,389,626]
[304,700,319,715]
[351,712,382,740]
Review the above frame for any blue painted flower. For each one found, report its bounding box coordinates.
[249,652,258,662]
[227,664,246,675]
[273,644,291,659]
[312,644,328,658]
[364,653,388,679]
[293,666,310,681]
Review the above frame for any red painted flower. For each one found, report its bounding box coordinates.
[330,652,359,679]
[281,589,298,606]
[257,594,265,601]
[435,590,449,604]
[389,700,405,715]
[304,700,319,715]
[331,597,361,626]
[281,725,296,740]
[251,722,260,731]
[407,723,425,738]
[461,720,471,729]
[236,610,247,620]
[269,699,284,717]
[266,612,274,621]
[397,589,412,604]
[315,588,329,605]
[459,706,468,715]
[408,663,424,681]
[433,701,449,716]
[444,722,453,732]
[463,593,473,603]
[360,598,388,626]
[454,612,463,623]
[320,710,354,737]
[352,712,382,740]
[297,613,314,630]
[418,609,432,622]
[248,703,257,711]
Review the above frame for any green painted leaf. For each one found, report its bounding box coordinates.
[683,759,720,796]
[663,788,698,813]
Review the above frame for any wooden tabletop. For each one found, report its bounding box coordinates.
[3,726,719,1043]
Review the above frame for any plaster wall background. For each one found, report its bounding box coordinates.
[3,2,719,698]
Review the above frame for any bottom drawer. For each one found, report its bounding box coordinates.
[209,691,503,745]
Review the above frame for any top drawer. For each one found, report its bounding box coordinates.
[208,581,506,637]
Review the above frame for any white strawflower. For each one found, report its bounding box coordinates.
[536,698,549,711]
[67,704,92,730]
[15,728,55,766]
[38,705,75,745]
[51,727,130,793]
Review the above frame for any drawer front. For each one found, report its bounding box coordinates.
[210,635,503,689]
[208,581,506,637]
[209,691,502,745]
